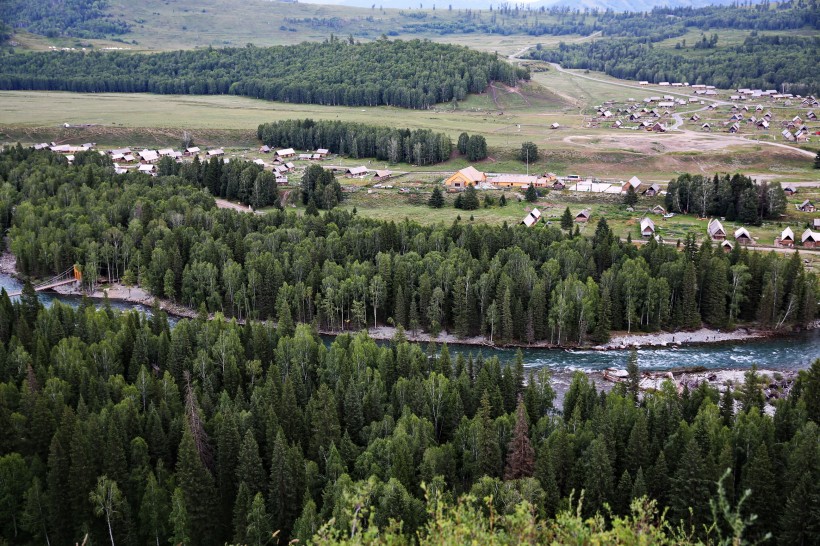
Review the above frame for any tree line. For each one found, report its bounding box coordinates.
[1,278,819,544]
[1,0,130,39]
[529,34,820,95]
[0,39,530,109]
[2,146,816,349]
[395,1,817,43]
[665,173,787,225]
[257,119,453,166]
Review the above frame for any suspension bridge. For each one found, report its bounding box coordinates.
[7,266,82,297]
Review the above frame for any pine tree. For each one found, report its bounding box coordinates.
[742,443,776,542]
[462,185,479,210]
[176,428,218,545]
[525,183,537,203]
[428,186,444,208]
[504,396,535,480]
[623,185,638,206]
[232,482,253,545]
[739,365,765,413]
[719,388,735,426]
[216,411,241,537]
[560,207,573,231]
[626,348,640,401]
[534,443,560,517]
[583,436,613,516]
[631,467,647,500]
[671,438,710,531]
[237,430,267,496]
[476,392,501,478]
[293,496,320,545]
[591,283,612,343]
[615,470,633,516]
[682,260,701,329]
[457,132,470,155]
[501,287,514,343]
[649,452,670,507]
[168,487,190,546]
[800,360,820,423]
[139,472,168,546]
[245,493,273,546]
[814,150,820,169]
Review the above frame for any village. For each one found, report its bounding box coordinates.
[29,135,820,255]
[576,87,819,141]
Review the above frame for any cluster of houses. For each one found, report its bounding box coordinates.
[777,223,820,249]
[593,99,676,132]
[260,146,329,162]
[109,147,224,175]
[444,168,661,197]
[707,216,820,250]
[33,141,95,163]
[707,218,755,248]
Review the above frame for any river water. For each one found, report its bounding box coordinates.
[3,273,818,374]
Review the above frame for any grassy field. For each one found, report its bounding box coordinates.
[3,87,818,183]
[324,181,820,271]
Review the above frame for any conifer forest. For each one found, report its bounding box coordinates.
[1,146,819,544]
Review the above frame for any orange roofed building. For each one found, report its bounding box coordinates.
[444,166,486,190]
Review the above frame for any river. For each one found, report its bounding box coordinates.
[2,272,819,374]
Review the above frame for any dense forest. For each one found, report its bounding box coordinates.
[665,173,788,225]
[0,39,528,109]
[1,282,819,544]
[529,34,820,94]
[395,1,818,41]
[2,147,816,349]
[0,0,130,39]
[257,120,453,166]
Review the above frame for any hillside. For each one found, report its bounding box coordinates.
[0,39,529,108]
[3,0,814,53]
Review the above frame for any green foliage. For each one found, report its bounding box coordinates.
[1,0,130,38]
[456,185,480,211]
[0,147,816,349]
[466,135,487,162]
[519,142,538,164]
[623,185,638,206]
[258,119,452,165]
[428,187,444,209]
[560,207,573,231]
[532,34,819,95]
[302,164,342,210]
[457,132,469,155]
[524,184,537,203]
[0,40,528,108]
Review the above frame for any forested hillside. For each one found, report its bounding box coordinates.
[1,145,820,545]
[0,39,528,109]
[2,283,819,544]
[0,0,130,39]
[529,34,820,94]
[2,147,816,347]
[397,1,818,40]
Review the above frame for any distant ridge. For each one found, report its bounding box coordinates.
[298,0,765,12]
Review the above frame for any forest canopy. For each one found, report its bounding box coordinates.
[529,34,820,95]
[0,39,529,109]
[1,146,816,349]
[257,120,453,165]
[0,0,130,39]
[0,145,819,544]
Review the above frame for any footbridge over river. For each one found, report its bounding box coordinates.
[6,267,82,297]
